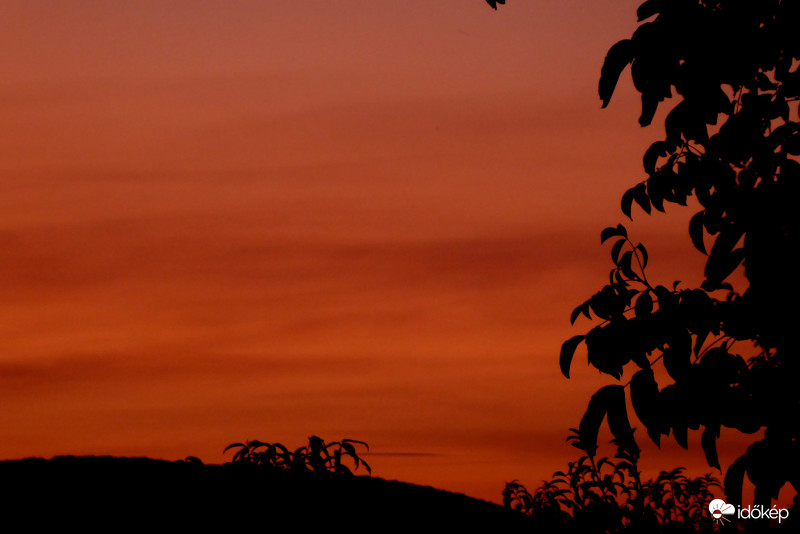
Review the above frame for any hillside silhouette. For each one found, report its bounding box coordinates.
[0,455,532,531]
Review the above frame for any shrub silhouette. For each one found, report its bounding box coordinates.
[224,436,371,475]
[504,432,721,533]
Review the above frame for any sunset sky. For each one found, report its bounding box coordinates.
[0,0,750,502]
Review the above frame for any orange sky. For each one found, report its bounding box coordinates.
[0,0,766,503]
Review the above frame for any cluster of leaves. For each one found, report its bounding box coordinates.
[561,0,800,508]
[504,434,720,533]
[224,436,371,476]
[561,228,755,462]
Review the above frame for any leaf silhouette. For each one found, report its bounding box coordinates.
[578,385,622,457]
[599,40,635,108]
[560,335,586,378]
[701,424,721,470]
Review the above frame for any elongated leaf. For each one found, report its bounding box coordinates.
[630,369,662,446]
[619,250,637,280]
[360,458,372,474]
[224,442,246,453]
[646,173,667,212]
[570,302,590,324]
[600,39,635,107]
[622,187,637,219]
[639,91,660,127]
[606,385,638,454]
[343,438,370,450]
[702,424,721,469]
[341,442,356,458]
[578,385,629,457]
[560,334,586,378]
[611,238,626,264]
[689,211,707,254]
[578,387,612,457]
[635,243,648,269]
[664,101,687,146]
[633,183,652,214]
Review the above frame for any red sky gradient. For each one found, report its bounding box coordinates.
[0,1,774,503]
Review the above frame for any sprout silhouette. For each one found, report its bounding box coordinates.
[504,432,720,532]
[224,436,371,475]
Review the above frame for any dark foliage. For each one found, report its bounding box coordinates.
[224,435,371,475]
[561,0,799,510]
[504,434,721,533]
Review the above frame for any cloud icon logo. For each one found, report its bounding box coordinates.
[709,499,736,523]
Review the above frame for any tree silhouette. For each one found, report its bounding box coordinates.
[558,0,799,508]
